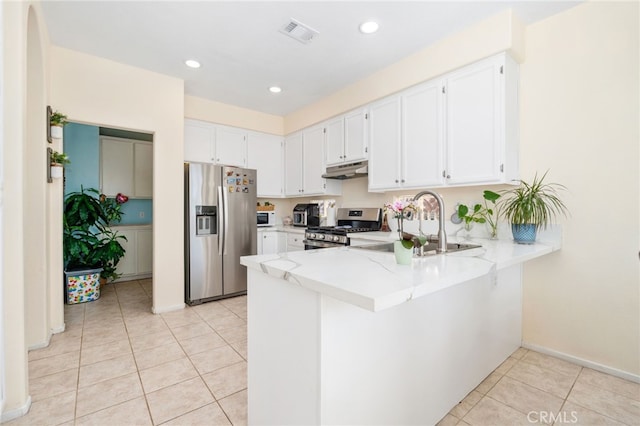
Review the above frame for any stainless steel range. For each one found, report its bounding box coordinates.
[304,207,382,250]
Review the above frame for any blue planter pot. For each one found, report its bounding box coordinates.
[511,224,537,244]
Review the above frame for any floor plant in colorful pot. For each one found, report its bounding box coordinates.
[63,187,127,303]
[499,171,568,244]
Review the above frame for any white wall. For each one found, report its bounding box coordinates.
[519,1,639,375]
[50,47,185,313]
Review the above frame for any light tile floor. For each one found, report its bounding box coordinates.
[9,279,640,425]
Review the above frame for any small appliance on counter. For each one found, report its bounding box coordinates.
[257,210,276,227]
[292,203,320,227]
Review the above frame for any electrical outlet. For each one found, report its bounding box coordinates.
[139,211,145,218]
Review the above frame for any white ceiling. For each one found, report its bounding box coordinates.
[40,1,581,116]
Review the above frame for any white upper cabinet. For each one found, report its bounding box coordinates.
[302,126,326,195]
[443,54,515,185]
[324,117,344,166]
[368,96,402,191]
[215,125,247,167]
[184,119,247,167]
[284,132,304,196]
[101,137,152,198]
[325,108,368,166]
[284,128,341,197]
[247,131,283,197]
[134,143,153,197]
[402,80,444,188]
[368,52,519,191]
[184,120,214,163]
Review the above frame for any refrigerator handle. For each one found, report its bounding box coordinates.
[223,186,229,255]
[217,185,224,254]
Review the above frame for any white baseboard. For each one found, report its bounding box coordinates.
[152,303,185,314]
[27,332,51,351]
[1,395,31,423]
[51,323,66,334]
[522,341,640,384]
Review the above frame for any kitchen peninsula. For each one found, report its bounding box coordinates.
[240,231,561,425]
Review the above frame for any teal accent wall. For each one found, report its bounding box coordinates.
[64,122,99,195]
[63,122,153,225]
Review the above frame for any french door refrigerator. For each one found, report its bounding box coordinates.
[185,162,257,304]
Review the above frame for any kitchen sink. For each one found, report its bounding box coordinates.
[354,241,482,256]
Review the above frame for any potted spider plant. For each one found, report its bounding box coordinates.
[499,171,568,244]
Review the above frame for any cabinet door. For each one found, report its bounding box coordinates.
[136,228,153,274]
[344,108,368,163]
[284,133,303,196]
[114,228,137,277]
[368,96,401,191]
[402,81,444,188]
[286,233,304,252]
[101,138,134,197]
[445,58,502,185]
[247,132,283,197]
[134,143,153,198]
[302,126,326,195]
[324,117,344,166]
[184,120,214,162]
[215,126,247,167]
[261,232,279,255]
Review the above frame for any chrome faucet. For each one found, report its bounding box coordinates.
[413,190,447,252]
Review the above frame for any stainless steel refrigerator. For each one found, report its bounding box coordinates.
[184,162,257,304]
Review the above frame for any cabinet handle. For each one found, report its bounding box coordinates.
[447,174,451,179]
[395,179,399,183]
[401,179,405,183]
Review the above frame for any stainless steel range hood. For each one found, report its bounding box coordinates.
[322,161,368,180]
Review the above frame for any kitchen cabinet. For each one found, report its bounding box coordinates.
[325,108,368,166]
[368,52,518,191]
[101,137,152,198]
[184,119,248,167]
[184,120,214,163]
[284,129,341,197]
[443,54,518,185]
[111,225,152,281]
[257,229,284,255]
[367,96,402,191]
[215,125,247,167]
[285,232,305,252]
[248,132,284,197]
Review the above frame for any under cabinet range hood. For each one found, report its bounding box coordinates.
[322,161,368,180]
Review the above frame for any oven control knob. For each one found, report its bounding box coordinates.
[317,234,324,240]
[308,233,315,239]
[333,236,341,242]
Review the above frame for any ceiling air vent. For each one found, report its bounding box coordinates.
[280,18,319,44]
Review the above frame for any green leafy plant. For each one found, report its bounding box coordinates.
[64,187,127,282]
[499,171,568,229]
[457,190,501,238]
[50,111,68,127]
[50,150,70,166]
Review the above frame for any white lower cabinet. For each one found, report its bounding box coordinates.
[257,229,285,255]
[111,225,153,281]
[285,232,305,252]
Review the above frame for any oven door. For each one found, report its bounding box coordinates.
[303,239,344,250]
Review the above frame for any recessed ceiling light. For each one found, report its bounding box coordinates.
[185,59,201,69]
[269,86,282,93]
[359,21,379,34]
